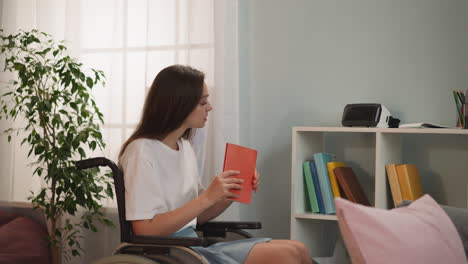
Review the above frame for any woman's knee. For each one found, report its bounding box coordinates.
[292,240,310,255]
[287,242,304,259]
[274,240,307,262]
[247,240,312,264]
[246,241,303,264]
[288,240,312,262]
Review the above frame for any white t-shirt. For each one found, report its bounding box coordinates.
[119,138,205,230]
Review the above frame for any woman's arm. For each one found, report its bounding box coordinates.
[197,169,260,224]
[132,170,242,236]
[197,199,233,224]
[132,192,212,236]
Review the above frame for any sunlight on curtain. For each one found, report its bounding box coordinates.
[0,0,227,202]
[0,1,239,262]
[0,0,76,202]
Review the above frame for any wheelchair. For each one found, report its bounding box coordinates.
[76,157,262,264]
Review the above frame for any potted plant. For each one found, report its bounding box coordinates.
[0,29,114,264]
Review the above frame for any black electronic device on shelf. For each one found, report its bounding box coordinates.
[341,103,400,128]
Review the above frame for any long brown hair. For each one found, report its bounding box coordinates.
[119,65,205,158]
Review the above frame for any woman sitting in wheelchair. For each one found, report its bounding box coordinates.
[119,65,313,264]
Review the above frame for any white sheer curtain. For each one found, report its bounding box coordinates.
[0,0,82,202]
[0,0,239,262]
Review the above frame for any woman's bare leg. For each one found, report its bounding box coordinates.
[245,239,312,264]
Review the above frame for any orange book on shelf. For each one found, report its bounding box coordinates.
[223,143,258,204]
[327,162,346,198]
[385,164,403,207]
[396,164,423,201]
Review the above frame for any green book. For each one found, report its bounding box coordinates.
[303,161,320,213]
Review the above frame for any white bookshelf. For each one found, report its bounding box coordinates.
[291,127,468,257]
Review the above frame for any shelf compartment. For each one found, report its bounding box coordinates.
[294,213,338,221]
[291,218,339,257]
[399,133,468,208]
[292,130,376,215]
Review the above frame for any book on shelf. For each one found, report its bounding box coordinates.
[303,161,320,213]
[334,167,370,206]
[309,161,325,214]
[223,143,257,204]
[327,162,346,198]
[313,153,336,214]
[396,164,423,201]
[399,123,448,128]
[385,164,403,207]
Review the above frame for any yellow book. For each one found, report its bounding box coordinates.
[327,162,346,198]
[396,164,423,201]
[385,164,403,207]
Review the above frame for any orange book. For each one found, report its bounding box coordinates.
[327,162,346,198]
[396,164,423,201]
[385,164,403,207]
[223,143,258,204]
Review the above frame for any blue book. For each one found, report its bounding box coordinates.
[309,161,325,214]
[313,153,336,214]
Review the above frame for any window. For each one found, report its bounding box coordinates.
[80,0,214,162]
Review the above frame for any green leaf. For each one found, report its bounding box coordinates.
[72,139,80,149]
[105,184,114,199]
[70,102,78,111]
[89,141,96,150]
[27,147,33,157]
[36,47,51,56]
[86,77,93,88]
[13,63,24,71]
[34,146,45,155]
[71,83,78,93]
[78,147,85,158]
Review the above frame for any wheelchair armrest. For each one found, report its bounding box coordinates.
[196,221,261,230]
[196,221,261,240]
[129,235,207,247]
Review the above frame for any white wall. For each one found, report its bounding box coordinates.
[239,0,468,239]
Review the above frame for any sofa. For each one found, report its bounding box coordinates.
[0,201,51,264]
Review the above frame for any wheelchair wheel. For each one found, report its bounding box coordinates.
[92,254,161,264]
